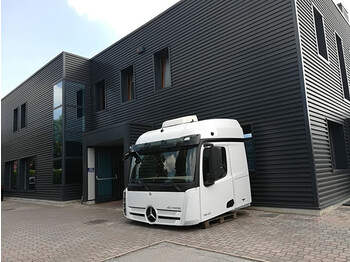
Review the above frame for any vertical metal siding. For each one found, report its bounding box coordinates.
[296,0,350,208]
[89,0,316,208]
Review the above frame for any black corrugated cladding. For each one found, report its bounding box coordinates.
[1,52,90,201]
[1,54,64,200]
[88,0,317,208]
[296,0,350,208]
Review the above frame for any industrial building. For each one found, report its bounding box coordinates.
[2,0,350,212]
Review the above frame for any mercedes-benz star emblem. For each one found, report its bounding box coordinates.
[146,206,157,223]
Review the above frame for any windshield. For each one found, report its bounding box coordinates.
[129,146,197,183]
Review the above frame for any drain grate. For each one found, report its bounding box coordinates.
[258,213,279,218]
[85,219,108,225]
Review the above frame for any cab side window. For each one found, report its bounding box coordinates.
[203,147,227,181]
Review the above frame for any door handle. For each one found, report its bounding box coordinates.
[95,176,117,181]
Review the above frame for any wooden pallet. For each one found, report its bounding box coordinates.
[203,211,237,229]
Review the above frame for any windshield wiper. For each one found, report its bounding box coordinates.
[167,180,181,192]
[135,178,149,191]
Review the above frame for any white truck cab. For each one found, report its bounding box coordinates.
[123,115,251,226]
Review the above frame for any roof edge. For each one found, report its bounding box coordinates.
[90,0,184,60]
[2,52,64,101]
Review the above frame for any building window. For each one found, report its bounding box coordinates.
[95,80,106,111]
[328,121,349,170]
[53,81,63,184]
[76,89,84,118]
[313,7,328,60]
[335,34,350,100]
[66,159,82,184]
[51,80,84,185]
[6,160,18,190]
[13,108,18,132]
[121,65,135,102]
[53,160,62,184]
[154,47,171,90]
[21,103,27,129]
[242,125,256,175]
[54,82,63,108]
[21,157,36,190]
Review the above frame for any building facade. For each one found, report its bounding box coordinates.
[1,53,89,201]
[2,0,350,211]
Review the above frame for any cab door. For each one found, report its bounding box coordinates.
[199,143,235,221]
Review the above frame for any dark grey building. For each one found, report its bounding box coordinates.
[2,0,350,212]
[1,52,89,201]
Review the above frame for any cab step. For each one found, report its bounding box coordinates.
[202,211,237,229]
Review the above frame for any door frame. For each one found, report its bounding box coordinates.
[94,146,124,203]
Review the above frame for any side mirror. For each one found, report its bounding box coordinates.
[209,146,225,180]
[122,150,141,164]
[122,152,130,161]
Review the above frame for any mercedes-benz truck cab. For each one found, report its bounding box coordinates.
[123,115,251,226]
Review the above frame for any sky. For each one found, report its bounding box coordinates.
[1,0,179,98]
[1,0,350,98]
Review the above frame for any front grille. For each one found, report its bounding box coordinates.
[158,216,181,220]
[130,212,144,217]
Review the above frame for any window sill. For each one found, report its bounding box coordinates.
[154,86,172,93]
[332,168,350,174]
[121,99,136,105]
[317,53,330,65]
[95,109,107,115]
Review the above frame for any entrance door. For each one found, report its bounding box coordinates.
[95,148,121,203]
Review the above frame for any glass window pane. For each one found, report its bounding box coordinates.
[66,132,82,157]
[77,89,84,107]
[54,82,63,108]
[95,80,106,111]
[53,133,62,158]
[313,7,328,60]
[53,160,62,184]
[163,56,171,88]
[77,108,84,119]
[121,66,134,102]
[53,107,63,133]
[25,157,36,190]
[13,108,18,132]
[336,35,350,100]
[328,121,349,169]
[66,159,82,184]
[10,160,18,190]
[21,103,26,129]
[65,81,84,106]
[66,106,84,132]
[154,48,171,90]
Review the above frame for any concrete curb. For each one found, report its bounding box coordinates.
[102,240,269,262]
[3,197,80,206]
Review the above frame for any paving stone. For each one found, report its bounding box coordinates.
[2,199,350,262]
